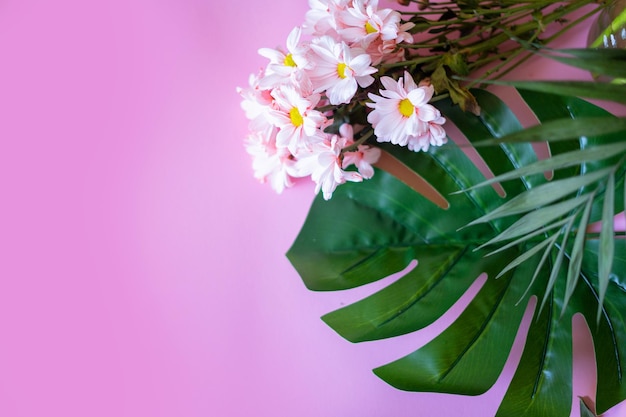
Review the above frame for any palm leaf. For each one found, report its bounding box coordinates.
[533,47,626,79]
[286,89,626,416]
[477,80,626,104]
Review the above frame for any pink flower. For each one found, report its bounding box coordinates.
[406,115,448,152]
[266,84,328,154]
[238,71,273,116]
[338,0,414,47]
[309,36,376,105]
[335,124,380,178]
[293,133,362,200]
[342,143,381,179]
[257,27,312,89]
[303,0,350,37]
[245,126,297,194]
[366,71,446,151]
[364,37,406,66]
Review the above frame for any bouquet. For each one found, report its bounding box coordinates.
[239,0,603,199]
[239,1,626,416]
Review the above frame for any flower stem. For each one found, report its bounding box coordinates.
[341,129,374,154]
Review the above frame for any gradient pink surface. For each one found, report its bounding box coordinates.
[0,1,624,416]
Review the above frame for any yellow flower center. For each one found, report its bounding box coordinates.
[289,107,304,127]
[284,53,297,67]
[365,21,378,34]
[337,62,348,79]
[398,98,414,117]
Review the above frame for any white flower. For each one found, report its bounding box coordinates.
[245,126,296,194]
[335,124,380,178]
[303,0,351,37]
[365,38,406,66]
[293,133,362,200]
[266,84,328,154]
[309,36,376,104]
[257,27,312,89]
[366,71,445,150]
[335,0,414,50]
[339,0,404,46]
[237,70,276,132]
[342,144,380,179]
[406,114,447,152]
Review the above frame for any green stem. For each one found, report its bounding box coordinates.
[482,5,605,81]
[544,5,604,44]
[401,3,546,16]
[381,55,439,69]
[400,0,599,65]
[461,0,600,56]
[341,130,374,154]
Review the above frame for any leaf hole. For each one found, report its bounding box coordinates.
[493,86,553,180]
[587,212,626,233]
[535,142,553,180]
[492,295,537,392]
[445,119,506,197]
[375,150,450,209]
[571,314,598,415]
[361,271,490,357]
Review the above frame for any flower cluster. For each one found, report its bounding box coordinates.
[239,0,447,200]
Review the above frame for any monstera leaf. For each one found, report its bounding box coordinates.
[287,89,626,417]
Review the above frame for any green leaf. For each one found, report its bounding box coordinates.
[597,172,615,323]
[287,89,626,416]
[321,246,507,343]
[514,233,559,305]
[485,217,569,258]
[515,90,625,223]
[536,48,626,79]
[538,217,574,314]
[494,234,553,280]
[479,80,626,104]
[459,142,626,191]
[372,254,533,394]
[563,195,594,314]
[579,240,626,413]
[474,195,587,248]
[465,168,611,227]
[471,117,626,146]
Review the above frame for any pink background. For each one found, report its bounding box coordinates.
[0,1,624,416]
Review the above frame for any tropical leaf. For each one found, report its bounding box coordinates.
[531,47,626,79]
[579,398,596,417]
[474,80,626,104]
[286,89,626,416]
[458,47,626,102]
